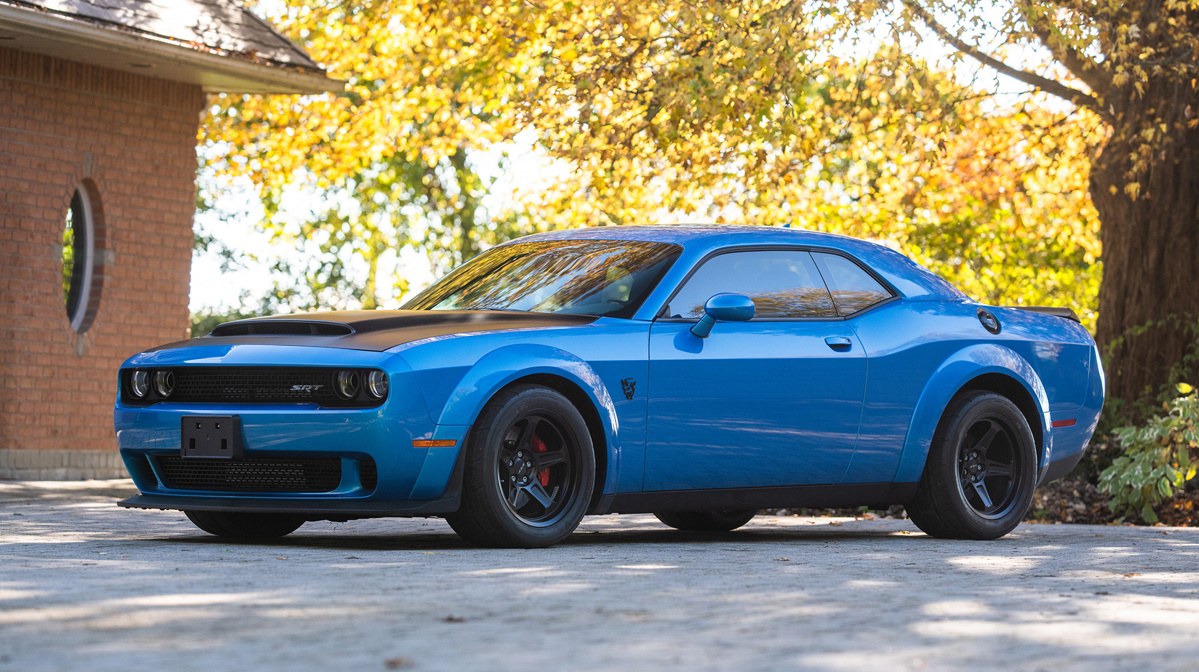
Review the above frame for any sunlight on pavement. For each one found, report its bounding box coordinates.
[944,555,1042,574]
[920,600,991,616]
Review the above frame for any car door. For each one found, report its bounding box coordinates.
[643,248,869,491]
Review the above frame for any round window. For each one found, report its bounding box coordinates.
[63,186,96,333]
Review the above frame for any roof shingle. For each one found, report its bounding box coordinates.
[8,0,324,72]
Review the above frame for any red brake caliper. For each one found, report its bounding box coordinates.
[533,434,550,486]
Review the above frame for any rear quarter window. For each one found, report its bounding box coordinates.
[812,252,894,315]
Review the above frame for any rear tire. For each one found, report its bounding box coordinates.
[184,510,305,540]
[446,385,595,548]
[906,391,1037,540]
[654,509,757,532]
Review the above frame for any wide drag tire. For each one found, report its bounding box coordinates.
[907,391,1038,540]
[184,510,305,540]
[653,509,758,532]
[446,385,595,548]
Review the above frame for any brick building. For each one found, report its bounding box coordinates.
[0,0,337,479]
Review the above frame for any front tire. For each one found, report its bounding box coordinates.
[654,509,757,532]
[907,391,1038,540]
[446,385,595,548]
[184,510,305,540]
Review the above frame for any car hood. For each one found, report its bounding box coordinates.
[150,310,600,353]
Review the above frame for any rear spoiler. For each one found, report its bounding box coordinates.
[1012,306,1081,323]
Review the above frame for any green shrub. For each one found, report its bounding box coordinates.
[1098,384,1199,523]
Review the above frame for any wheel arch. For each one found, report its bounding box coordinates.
[957,373,1044,460]
[433,344,621,502]
[893,344,1050,484]
[496,372,610,513]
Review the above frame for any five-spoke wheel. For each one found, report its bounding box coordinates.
[446,385,595,548]
[956,417,1020,518]
[907,391,1037,540]
[497,413,578,526]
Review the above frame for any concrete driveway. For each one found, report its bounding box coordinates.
[1,480,1197,672]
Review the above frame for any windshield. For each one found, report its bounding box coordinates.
[403,239,681,318]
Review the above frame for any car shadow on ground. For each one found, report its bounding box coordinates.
[145,521,936,552]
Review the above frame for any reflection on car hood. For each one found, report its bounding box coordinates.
[149,310,600,353]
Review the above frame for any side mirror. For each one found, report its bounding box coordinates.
[690,293,755,338]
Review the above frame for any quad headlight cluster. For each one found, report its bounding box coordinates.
[333,370,388,400]
[125,369,176,400]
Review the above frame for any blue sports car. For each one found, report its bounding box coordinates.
[115,226,1104,547]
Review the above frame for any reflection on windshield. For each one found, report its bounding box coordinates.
[403,239,681,319]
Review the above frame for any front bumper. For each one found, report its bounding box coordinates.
[118,452,465,519]
[114,344,467,512]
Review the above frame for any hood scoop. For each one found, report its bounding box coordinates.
[210,320,354,337]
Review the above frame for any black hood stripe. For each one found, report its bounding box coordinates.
[150,310,599,353]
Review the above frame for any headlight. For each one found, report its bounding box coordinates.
[335,370,360,399]
[153,370,175,398]
[129,370,149,398]
[366,370,388,399]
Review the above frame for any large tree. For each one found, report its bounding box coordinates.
[211,0,1190,405]
[449,0,1193,405]
[901,1,1199,406]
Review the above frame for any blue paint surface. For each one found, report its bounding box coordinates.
[114,226,1103,512]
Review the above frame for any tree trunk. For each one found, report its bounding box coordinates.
[1091,126,1199,409]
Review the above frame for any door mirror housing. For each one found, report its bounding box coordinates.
[690,293,755,338]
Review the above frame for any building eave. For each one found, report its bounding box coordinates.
[0,3,342,94]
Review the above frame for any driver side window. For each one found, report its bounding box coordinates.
[664,250,838,319]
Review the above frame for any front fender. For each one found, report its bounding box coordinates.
[415,344,622,499]
[892,344,1050,484]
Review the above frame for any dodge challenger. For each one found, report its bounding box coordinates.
[114,226,1104,547]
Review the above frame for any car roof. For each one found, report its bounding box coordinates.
[514,225,968,303]
[517,224,849,246]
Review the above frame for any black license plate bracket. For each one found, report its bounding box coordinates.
[181,416,243,459]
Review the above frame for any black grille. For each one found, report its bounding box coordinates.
[175,367,336,403]
[156,455,342,492]
[360,458,378,491]
[121,367,383,407]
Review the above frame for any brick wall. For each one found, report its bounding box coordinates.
[0,48,205,478]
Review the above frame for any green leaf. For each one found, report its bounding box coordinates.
[1141,504,1158,524]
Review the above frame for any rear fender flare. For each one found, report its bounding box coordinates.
[893,344,1050,484]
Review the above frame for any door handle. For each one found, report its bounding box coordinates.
[825,336,853,351]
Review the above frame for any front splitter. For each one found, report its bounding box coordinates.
[118,492,459,518]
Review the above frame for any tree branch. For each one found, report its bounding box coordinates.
[1019,0,1111,98]
[903,1,1101,112]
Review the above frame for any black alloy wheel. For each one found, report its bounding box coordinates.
[446,385,595,548]
[907,391,1037,540]
[497,413,578,526]
[956,417,1021,518]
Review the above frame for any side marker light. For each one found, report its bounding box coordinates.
[412,440,457,448]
